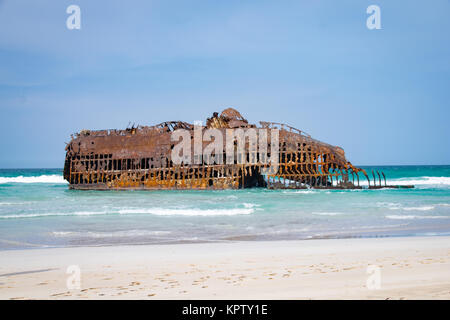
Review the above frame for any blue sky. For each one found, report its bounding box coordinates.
[0,0,449,168]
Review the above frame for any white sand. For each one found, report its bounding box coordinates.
[1,236,449,299]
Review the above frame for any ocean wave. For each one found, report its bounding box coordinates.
[403,206,435,211]
[350,224,407,229]
[437,203,450,207]
[388,205,435,211]
[385,215,450,220]
[388,176,450,187]
[0,211,109,219]
[51,230,171,238]
[0,205,256,219]
[0,202,22,206]
[376,202,401,208]
[377,202,447,211]
[357,176,450,188]
[282,190,315,194]
[312,212,343,216]
[118,207,255,216]
[0,175,67,184]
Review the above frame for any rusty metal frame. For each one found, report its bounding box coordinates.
[63,108,413,190]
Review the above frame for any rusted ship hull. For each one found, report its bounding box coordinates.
[63,109,413,190]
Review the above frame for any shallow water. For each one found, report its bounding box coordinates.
[0,166,449,250]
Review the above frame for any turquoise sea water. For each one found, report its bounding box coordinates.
[0,166,449,250]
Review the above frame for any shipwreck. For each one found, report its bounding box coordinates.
[63,108,413,190]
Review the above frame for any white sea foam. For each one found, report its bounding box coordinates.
[0,205,256,219]
[358,176,450,188]
[0,175,67,184]
[387,205,435,211]
[262,227,310,235]
[52,231,74,236]
[0,213,53,219]
[118,207,254,216]
[72,211,111,216]
[387,177,449,188]
[0,211,109,219]
[350,224,406,230]
[283,190,315,194]
[403,206,435,211]
[385,215,450,220]
[376,202,401,208]
[51,230,171,238]
[389,176,450,186]
[312,212,343,216]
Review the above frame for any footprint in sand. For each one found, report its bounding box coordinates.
[343,267,355,271]
[51,291,70,297]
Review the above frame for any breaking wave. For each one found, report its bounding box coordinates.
[358,176,450,188]
[0,175,67,184]
[51,230,171,238]
[312,212,343,216]
[0,205,256,219]
[402,206,435,211]
[388,176,450,187]
[385,215,450,220]
[0,211,109,219]
[388,205,435,211]
[282,190,315,194]
[117,207,255,216]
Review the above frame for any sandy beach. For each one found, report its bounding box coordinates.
[0,236,449,300]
